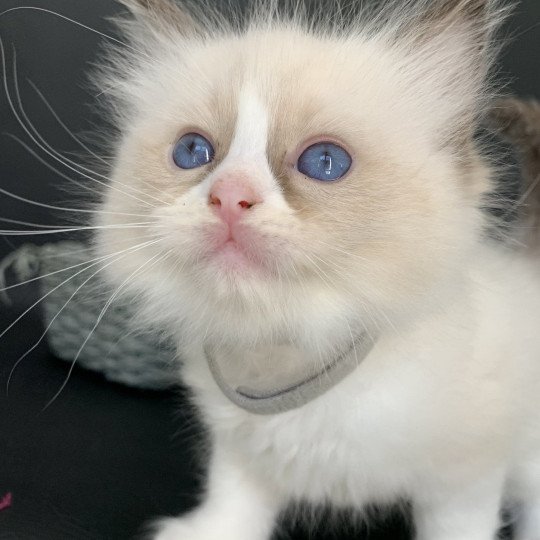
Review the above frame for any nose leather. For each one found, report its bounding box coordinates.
[209,179,261,225]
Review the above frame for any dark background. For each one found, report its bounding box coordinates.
[0,1,539,539]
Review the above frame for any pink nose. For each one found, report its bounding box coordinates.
[209,180,261,224]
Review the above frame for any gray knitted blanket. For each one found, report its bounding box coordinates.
[1,242,178,390]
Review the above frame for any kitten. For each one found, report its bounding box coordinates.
[94,0,540,538]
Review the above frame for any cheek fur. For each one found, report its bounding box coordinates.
[97,131,482,334]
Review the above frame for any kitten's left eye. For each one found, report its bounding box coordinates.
[173,133,215,169]
[297,142,352,182]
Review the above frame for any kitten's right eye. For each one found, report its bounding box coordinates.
[173,133,215,169]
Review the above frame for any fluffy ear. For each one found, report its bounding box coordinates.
[418,0,504,46]
[490,98,540,250]
[390,0,508,143]
[118,0,201,35]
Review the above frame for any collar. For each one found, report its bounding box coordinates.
[204,332,378,415]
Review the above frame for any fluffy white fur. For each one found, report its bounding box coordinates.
[94,0,540,538]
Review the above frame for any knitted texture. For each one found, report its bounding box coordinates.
[1,242,178,390]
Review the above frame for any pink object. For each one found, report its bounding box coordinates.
[209,179,261,226]
[0,492,12,511]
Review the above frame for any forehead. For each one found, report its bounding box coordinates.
[141,27,410,160]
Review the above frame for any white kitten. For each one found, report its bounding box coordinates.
[95,0,540,538]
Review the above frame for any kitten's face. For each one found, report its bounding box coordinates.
[97,2,493,347]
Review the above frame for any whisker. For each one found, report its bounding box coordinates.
[4,131,108,199]
[0,217,91,230]
[6,241,163,396]
[0,238,161,344]
[0,184,164,218]
[27,80,110,165]
[0,224,164,236]
[0,6,146,57]
[0,233,161,294]
[315,239,371,264]
[3,44,161,210]
[42,247,171,410]
[20,78,172,207]
[0,217,158,230]
[38,234,159,259]
[4,133,173,219]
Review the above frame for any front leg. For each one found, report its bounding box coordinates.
[413,469,506,540]
[152,444,281,540]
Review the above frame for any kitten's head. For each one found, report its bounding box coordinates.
[96,0,504,350]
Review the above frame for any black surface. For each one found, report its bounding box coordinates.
[0,308,204,540]
[0,1,539,539]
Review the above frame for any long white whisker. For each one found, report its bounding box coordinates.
[6,242,162,396]
[42,247,171,410]
[28,80,109,165]
[4,45,159,210]
[0,233,160,293]
[0,6,146,57]
[4,131,107,199]
[38,234,158,259]
[0,217,157,230]
[0,39,170,219]
[315,239,371,264]
[0,184,162,218]
[0,224,164,236]
[0,238,161,343]
[20,78,172,207]
[26,79,171,204]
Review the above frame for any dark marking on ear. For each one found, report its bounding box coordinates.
[118,0,201,35]
[491,98,540,250]
[491,98,540,154]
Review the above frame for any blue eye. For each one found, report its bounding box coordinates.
[297,142,352,181]
[173,133,215,169]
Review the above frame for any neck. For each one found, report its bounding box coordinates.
[204,330,379,415]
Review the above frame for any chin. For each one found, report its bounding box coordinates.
[208,241,267,276]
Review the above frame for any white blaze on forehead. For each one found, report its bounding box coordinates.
[187,82,287,208]
[228,83,269,161]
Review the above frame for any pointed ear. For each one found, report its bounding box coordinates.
[491,98,540,179]
[391,0,508,143]
[417,0,506,47]
[118,0,201,36]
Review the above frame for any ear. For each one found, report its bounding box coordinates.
[491,98,540,183]
[118,0,201,36]
[392,0,508,143]
[416,0,506,50]
[490,98,540,250]
[490,98,540,148]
